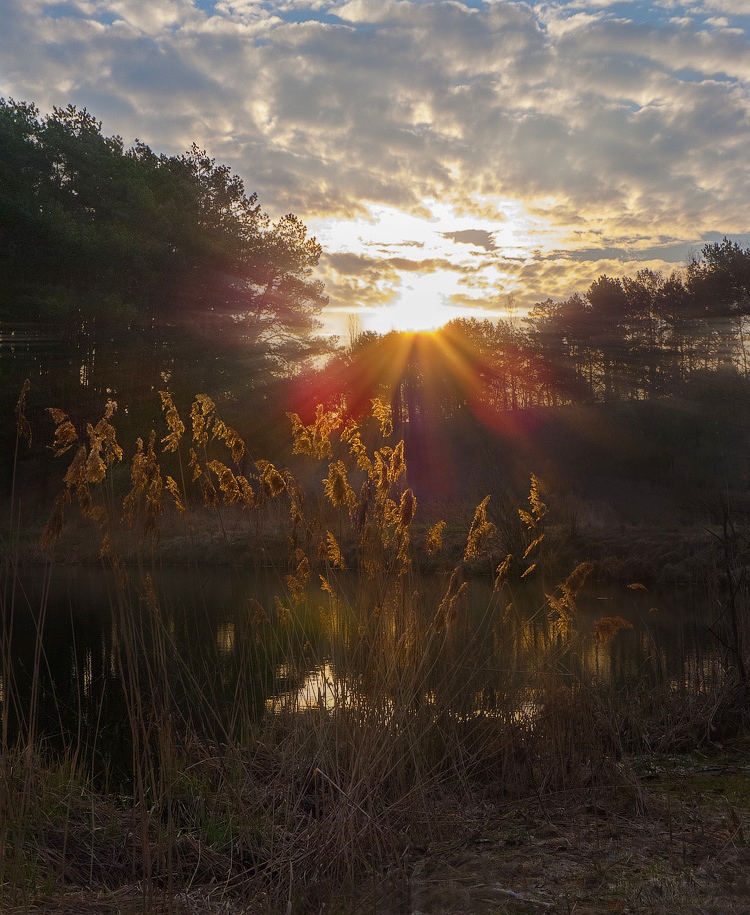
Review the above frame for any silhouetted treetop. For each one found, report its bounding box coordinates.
[687,237,750,317]
[0,98,327,360]
[0,97,331,432]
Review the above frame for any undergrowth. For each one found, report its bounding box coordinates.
[0,386,748,913]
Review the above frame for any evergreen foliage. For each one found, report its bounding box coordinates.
[0,97,329,424]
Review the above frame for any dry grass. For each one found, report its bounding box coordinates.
[1,389,749,913]
[352,754,750,915]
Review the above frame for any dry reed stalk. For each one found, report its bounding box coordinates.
[2,389,748,913]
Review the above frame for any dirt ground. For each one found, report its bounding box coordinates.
[355,755,750,915]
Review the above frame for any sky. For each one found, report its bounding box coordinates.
[1,0,749,336]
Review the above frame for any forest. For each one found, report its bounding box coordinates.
[4,97,750,514]
[3,98,750,914]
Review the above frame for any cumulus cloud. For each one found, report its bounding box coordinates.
[442,230,498,251]
[0,0,748,329]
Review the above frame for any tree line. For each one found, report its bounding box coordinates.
[308,239,750,428]
[3,96,750,458]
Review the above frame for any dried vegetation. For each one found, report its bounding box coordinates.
[2,385,750,913]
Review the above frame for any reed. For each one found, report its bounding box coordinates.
[1,386,748,913]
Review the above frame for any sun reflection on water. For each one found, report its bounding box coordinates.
[267,662,341,712]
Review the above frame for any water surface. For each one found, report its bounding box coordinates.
[0,563,724,781]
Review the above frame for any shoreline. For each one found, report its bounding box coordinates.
[4,515,728,589]
[8,743,750,914]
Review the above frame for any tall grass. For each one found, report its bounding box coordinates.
[1,387,748,912]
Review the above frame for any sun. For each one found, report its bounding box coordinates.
[362,273,468,334]
[311,198,567,337]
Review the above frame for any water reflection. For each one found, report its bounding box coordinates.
[0,564,724,781]
[267,662,339,712]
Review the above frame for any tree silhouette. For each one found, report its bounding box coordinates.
[0,98,330,442]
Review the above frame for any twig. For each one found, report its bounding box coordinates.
[492,885,554,908]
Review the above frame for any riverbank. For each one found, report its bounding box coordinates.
[3,506,730,590]
[10,743,750,914]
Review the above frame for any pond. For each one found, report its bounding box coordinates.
[0,561,726,783]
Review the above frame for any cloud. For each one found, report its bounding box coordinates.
[442,229,498,251]
[0,0,748,325]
